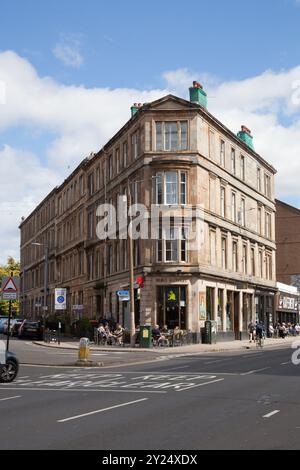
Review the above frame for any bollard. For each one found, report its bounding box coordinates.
[78,337,90,362]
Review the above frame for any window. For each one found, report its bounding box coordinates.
[258,250,263,278]
[265,211,272,239]
[231,192,237,222]
[155,121,188,151]
[231,148,236,175]
[166,172,178,205]
[221,237,227,269]
[220,140,225,166]
[232,241,238,272]
[180,172,187,205]
[251,247,255,276]
[155,171,187,205]
[166,225,178,262]
[116,148,120,174]
[180,121,188,150]
[266,252,272,280]
[220,187,226,218]
[240,198,246,227]
[258,207,262,235]
[157,221,187,263]
[123,142,128,168]
[108,154,113,180]
[107,245,112,274]
[131,132,139,159]
[181,226,187,262]
[210,229,216,266]
[264,174,271,198]
[257,168,261,192]
[242,244,247,274]
[156,173,163,205]
[88,173,94,196]
[240,155,245,180]
[96,166,101,190]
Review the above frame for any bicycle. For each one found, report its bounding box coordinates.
[256,335,264,348]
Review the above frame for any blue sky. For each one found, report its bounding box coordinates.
[1,0,300,262]
[1,0,300,88]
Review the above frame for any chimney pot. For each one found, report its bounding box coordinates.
[241,125,251,135]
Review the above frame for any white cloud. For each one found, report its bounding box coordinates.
[53,34,84,68]
[1,52,300,263]
[164,67,300,202]
[0,145,60,264]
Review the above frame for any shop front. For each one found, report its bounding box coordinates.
[276,283,299,325]
[255,289,276,335]
[157,285,187,329]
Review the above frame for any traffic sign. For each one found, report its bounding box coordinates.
[55,288,67,310]
[2,277,18,292]
[117,290,130,301]
[1,276,19,301]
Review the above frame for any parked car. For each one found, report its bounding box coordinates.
[0,350,19,383]
[3,319,24,336]
[0,317,8,334]
[18,320,44,340]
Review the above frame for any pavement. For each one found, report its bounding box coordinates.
[0,342,299,449]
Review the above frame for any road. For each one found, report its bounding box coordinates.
[0,336,162,366]
[0,341,299,450]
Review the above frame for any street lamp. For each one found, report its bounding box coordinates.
[31,242,49,322]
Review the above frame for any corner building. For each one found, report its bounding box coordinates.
[20,83,277,340]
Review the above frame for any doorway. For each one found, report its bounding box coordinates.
[157,286,187,329]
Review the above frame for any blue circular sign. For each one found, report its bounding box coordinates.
[57,296,65,304]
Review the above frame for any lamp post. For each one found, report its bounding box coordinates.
[127,179,136,347]
[31,243,49,325]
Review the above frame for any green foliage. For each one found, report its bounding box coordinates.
[0,257,20,316]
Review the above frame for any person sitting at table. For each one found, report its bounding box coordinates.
[173,325,184,343]
[113,324,124,345]
[152,324,169,346]
[161,325,169,334]
[97,323,108,344]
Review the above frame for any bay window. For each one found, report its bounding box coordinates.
[155,171,187,205]
[155,121,188,151]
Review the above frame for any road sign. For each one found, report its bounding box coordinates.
[72,305,84,311]
[117,290,130,301]
[55,288,67,310]
[1,276,19,301]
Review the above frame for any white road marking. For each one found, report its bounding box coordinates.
[0,395,21,402]
[163,365,190,371]
[57,398,148,423]
[241,367,270,376]
[280,362,290,365]
[177,378,224,392]
[0,386,166,394]
[263,410,280,419]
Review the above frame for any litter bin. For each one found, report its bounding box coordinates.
[139,325,152,348]
[204,320,217,344]
[78,337,90,361]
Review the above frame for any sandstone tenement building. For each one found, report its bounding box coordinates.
[20,83,277,339]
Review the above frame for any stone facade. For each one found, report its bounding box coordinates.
[20,88,277,339]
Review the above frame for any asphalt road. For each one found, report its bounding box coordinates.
[0,342,299,450]
[0,336,162,367]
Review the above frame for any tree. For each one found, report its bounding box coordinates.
[0,257,20,315]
